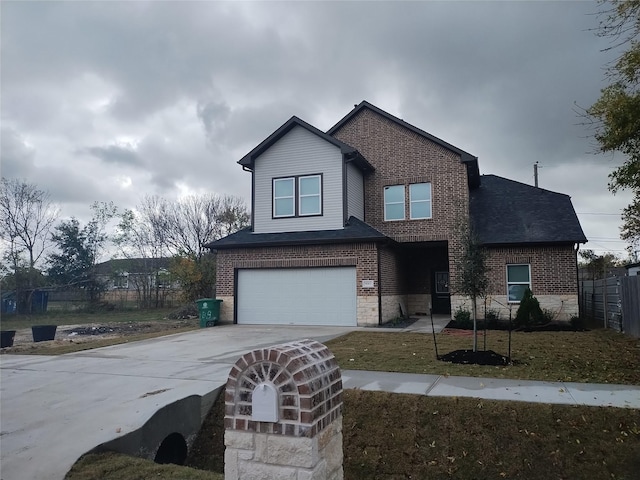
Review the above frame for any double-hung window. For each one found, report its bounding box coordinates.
[273,178,295,217]
[410,183,432,219]
[299,175,321,216]
[273,174,322,218]
[507,264,531,302]
[384,185,405,221]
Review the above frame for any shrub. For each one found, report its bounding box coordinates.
[453,306,473,329]
[541,308,556,323]
[514,289,543,327]
[484,308,500,329]
[570,315,586,331]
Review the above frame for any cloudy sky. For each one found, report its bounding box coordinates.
[1,0,635,259]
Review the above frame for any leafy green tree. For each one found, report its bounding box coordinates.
[453,221,489,352]
[578,249,622,279]
[47,202,116,303]
[588,0,640,252]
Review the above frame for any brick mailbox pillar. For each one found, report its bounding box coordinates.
[224,339,344,480]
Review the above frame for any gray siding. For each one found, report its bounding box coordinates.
[253,126,344,233]
[346,162,365,221]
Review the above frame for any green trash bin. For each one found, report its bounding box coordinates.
[196,298,222,328]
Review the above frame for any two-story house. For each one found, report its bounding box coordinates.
[207,101,587,326]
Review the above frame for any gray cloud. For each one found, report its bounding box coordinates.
[83,145,142,167]
[0,0,633,258]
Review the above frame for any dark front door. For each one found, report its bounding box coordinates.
[432,271,451,314]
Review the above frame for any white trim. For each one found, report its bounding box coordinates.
[273,177,295,218]
[409,182,432,220]
[384,185,405,221]
[506,264,531,303]
[298,174,322,216]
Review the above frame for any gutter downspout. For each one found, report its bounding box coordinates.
[377,246,382,326]
[575,243,581,321]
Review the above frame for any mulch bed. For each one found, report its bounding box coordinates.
[438,349,510,366]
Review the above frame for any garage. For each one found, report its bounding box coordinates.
[236,267,357,326]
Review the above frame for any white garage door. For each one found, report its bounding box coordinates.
[237,267,357,326]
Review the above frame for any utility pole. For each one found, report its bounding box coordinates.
[534,161,540,188]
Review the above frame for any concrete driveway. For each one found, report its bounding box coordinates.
[0,324,361,480]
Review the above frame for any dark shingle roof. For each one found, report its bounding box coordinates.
[94,258,172,274]
[205,216,390,250]
[470,175,587,246]
[238,116,374,173]
[327,101,480,187]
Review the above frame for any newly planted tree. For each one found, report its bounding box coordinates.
[453,221,489,352]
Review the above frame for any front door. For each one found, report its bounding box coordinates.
[432,271,451,314]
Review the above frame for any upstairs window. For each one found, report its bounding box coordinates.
[507,264,531,302]
[273,178,295,217]
[299,175,321,216]
[410,183,432,219]
[273,174,322,218]
[384,185,405,221]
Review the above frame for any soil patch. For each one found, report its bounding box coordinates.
[439,348,510,366]
[2,319,199,354]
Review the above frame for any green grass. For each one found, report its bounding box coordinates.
[342,391,640,479]
[64,329,640,479]
[324,329,640,385]
[0,308,177,331]
[65,451,223,480]
[68,390,640,480]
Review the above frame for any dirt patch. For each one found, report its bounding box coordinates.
[2,319,199,354]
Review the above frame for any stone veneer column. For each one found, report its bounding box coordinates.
[224,339,343,480]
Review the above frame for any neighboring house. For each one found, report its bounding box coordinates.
[207,101,587,326]
[625,262,640,276]
[94,258,177,292]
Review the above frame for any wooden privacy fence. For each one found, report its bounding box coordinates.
[580,276,640,338]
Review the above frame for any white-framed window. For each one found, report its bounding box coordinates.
[506,264,531,302]
[410,182,432,219]
[384,185,405,221]
[273,178,295,218]
[273,174,322,218]
[298,175,321,216]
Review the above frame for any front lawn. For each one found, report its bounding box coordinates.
[324,328,640,385]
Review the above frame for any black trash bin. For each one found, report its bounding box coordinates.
[196,298,222,328]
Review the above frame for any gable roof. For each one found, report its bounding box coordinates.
[327,100,480,187]
[205,216,390,250]
[238,116,374,172]
[470,175,587,246]
[94,258,172,275]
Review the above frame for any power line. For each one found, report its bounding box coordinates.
[577,212,621,216]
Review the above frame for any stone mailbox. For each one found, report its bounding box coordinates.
[224,339,343,479]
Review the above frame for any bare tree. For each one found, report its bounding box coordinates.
[116,193,249,303]
[0,178,58,312]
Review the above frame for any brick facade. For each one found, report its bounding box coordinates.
[485,245,578,296]
[451,245,580,320]
[332,107,468,299]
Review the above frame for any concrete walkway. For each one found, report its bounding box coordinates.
[341,370,640,408]
[1,319,638,480]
